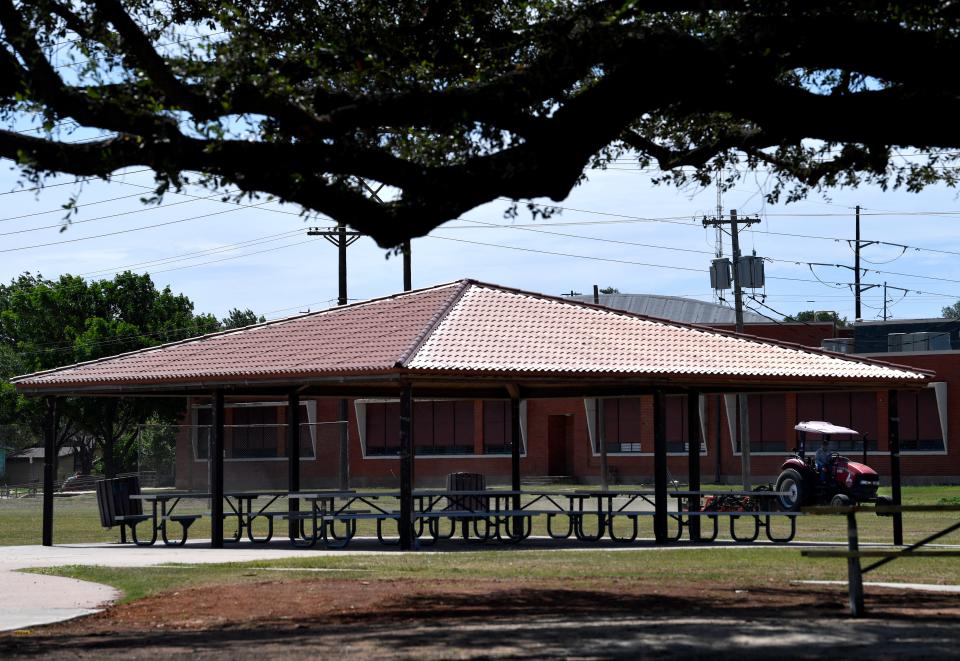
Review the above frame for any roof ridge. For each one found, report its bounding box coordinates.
[394,279,474,368]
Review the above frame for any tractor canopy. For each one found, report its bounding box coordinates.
[794,421,861,436]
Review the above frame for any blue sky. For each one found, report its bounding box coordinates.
[1,160,958,324]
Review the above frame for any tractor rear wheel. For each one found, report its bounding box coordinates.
[775,469,806,511]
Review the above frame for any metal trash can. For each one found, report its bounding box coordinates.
[445,472,486,513]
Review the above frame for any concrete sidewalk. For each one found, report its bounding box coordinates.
[0,540,384,633]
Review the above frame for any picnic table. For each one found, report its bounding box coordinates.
[131,490,289,545]
[668,490,801,543]
[120,487,805,548]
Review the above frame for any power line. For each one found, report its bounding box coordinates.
[0,198,276,254]
[76,229,304,278]
[0,191,149,224]
[0,191,225,237]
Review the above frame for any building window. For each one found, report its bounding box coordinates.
[743,393,787,453]
[364,400,475,456]
[586,396,706,454]
[898,389,945,452]
[796,392,879,452]
[230,406,278,458]
[192,401,317,461]
[482,401,511,455]
[602,398,642,453]
[194,407,211,460]
[364,401,401,456]
[358,399,525,458]
[414,400,474,455]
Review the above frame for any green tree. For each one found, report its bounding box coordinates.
[942,302,960,319]
[222,308,266,330]
[784,310,849,327]
[599,286,620,295]
[0,272,220,476]
[1,2,958,247]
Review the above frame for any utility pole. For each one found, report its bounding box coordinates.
[855,205,861,320]
[593,284,608,490]
[884,282,888,321]
[307,222,361,490]
[852,205,879,322]
[307,223,361,305]
[703,209,760,489]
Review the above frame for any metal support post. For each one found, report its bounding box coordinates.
[42,396,57,546]
[594,285,609,490]
[338,399,350,491]
[399,385,414,550]
[687,392,701,541]
[888,390,903,545]
[653,390,668,543]
[287,391,301,541]
[211,390,225,549]
[511,396,522,536]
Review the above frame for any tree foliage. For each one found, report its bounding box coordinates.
[222,308,265,329]
[784,310,850,327]
[0,271,221,474]
[942,301,960,319]
[2,1,959,247]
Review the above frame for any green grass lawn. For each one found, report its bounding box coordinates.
[30,546,960,604]
[2,485,959,547]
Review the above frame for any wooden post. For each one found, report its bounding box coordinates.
[687,392,701,541]
[511,396,522,536]
[888,390,903,546]
[399,384,414,550]
[338,398,350,491]
[846,511,865,617]
[287,391,301,541]
[653,390,668,543]
[41,396,57,546]
[210,390,225,549]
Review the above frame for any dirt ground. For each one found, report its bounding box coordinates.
[2,578,959,659]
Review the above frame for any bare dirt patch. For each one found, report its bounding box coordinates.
[2,578,959,659]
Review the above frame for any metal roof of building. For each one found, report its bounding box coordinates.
[13,280,930,394]
[570,293,767,324]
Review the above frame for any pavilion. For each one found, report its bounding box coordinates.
[13,280,932,549]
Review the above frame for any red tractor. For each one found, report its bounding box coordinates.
[775,421,882,511]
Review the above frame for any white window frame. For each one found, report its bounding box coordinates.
[583,395,708,457]
[191,400,318,462]
[899,382,948,456]
[354,398,528,460]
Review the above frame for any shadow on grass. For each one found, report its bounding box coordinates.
[2,586,959,659]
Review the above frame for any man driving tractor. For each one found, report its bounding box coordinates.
[815,439,832,481]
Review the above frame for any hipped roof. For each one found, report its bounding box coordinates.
[13,280,931,397]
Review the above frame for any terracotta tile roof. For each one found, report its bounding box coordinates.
[14,281,465,387]
[407,284,926,381]
[13,280,929,391]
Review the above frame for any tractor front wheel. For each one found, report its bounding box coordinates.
[775,469,806,511]
[830,494,851,507]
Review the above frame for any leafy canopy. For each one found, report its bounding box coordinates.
[2,1,959,247]
[0,271,253,473]
[784,310,850,327]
